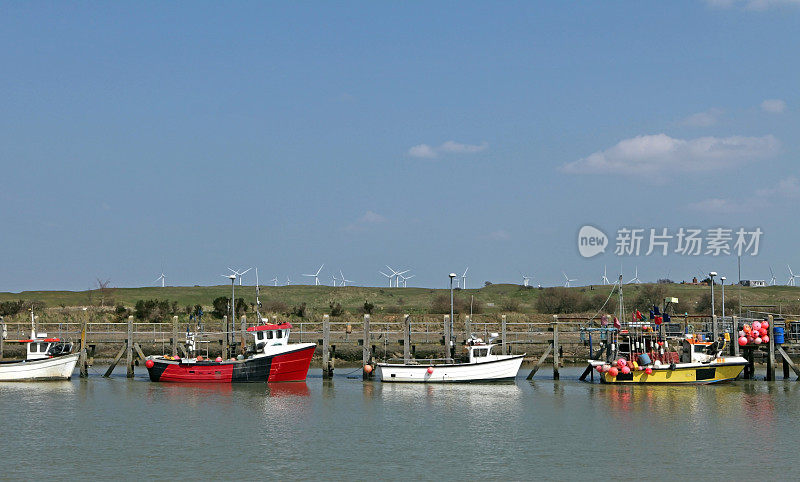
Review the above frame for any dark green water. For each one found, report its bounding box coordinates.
[1,367,799,480]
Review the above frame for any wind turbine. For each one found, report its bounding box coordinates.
[154,272,166,287]
[379,270,393,287]
[339,270,353,287]
[522,275,531,287]
[271,276,279,287]
[769,266,777,286]
[460,267,469,290]
[787,265,800,286]
[228,267,252,286]
[286,276,291,286]
[302,264,324,285]
[628,266,641,284]
[563,272,577,288]
[385,266,409,288]
[601,265,610,285]
[400,274,415,287]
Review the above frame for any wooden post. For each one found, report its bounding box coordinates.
[712,314,718,342]
[778,346,800,380]
[362,314,371,380]
[79,312,88,378]
[526,342,553,380]
[443,315,451,361]
[732,316,740,356]
[240,315,247,356]
[464,315,471,339]
[171,315,178,356]
[552,315,560,380]
[322,314,332,379]
[501,315,507,355]
[103,345,127,377]
[126,315,134,378]
[403,314,411,363]
[222,315,228,359]
[767,315,776,381]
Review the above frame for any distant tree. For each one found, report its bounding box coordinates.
[484,281,492,287]
[657,279,674,284]
[0,300,24,317]
[362,301,374,315]
[430,295,450,314]
[535,288,581,314]
[95,278,114,306]
[291,303,307,318]
[329,301,344,317]
[212,296,230,318]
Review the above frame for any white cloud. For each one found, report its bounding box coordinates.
[688,198,750,213]
[706,0,800,9]
[682,108,723,127]
[561,133,780,176]
[343,210,387,232]
[408,141,488,159]
[359,210,386,223]
[689,175,797,213]
[761,99,787,113]
[408,144,438,158]
[755,176,800,198]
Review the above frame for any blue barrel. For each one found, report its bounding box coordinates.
[638,353,652,366]
[774,326,785,344]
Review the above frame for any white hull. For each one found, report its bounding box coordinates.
[0,354,79,381]
[377,355,524,383]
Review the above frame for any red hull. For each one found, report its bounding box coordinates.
[147,345,315,383]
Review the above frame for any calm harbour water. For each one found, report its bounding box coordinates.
[1,366,799,480]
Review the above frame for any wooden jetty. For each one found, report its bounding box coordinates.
[2,310,800,382]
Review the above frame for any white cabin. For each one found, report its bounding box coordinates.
[247,323,292,352]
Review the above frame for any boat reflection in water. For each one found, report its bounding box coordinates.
[266,382,310,398]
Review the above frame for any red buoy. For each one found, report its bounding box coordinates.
[738,336,748,346]
[145,359,155,369]
[364,364,373,374]
[645,367,653,375]
[427,366,434,374]
[608,367,619,377]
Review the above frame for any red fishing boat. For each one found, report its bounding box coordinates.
[145,323,315,383]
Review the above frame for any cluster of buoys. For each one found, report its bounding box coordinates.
[595,357,654,377]
[737,320,769,346]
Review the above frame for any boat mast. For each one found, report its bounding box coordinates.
[255,268,262,323]
[30,308,36,339]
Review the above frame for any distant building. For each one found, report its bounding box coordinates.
[740,280,766,287]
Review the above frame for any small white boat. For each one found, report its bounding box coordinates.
[377,337,524,383]
[0,332,78,382]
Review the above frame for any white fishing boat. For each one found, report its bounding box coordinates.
[0,314,78,382]
[377,336,524,383]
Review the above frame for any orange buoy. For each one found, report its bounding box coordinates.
[196,356,204,361]
[145,359,155,369]
[364,364,373,374]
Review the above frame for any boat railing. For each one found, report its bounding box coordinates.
[383,357,454,365]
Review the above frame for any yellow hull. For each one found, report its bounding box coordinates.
[600,363,745,384]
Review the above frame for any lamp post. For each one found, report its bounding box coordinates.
[709,271,717,339]
[227,274,236,351]
[449,273,456,359]
[720,276,726,332]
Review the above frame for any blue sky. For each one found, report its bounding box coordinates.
[2,1,799,291]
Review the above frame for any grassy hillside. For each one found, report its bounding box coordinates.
[3,282,800,317]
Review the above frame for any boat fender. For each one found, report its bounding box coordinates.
[145,359,155,369]
[427,367,434,374]
[669,363,676,370]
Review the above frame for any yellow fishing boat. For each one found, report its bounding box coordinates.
[589,333,746,384]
